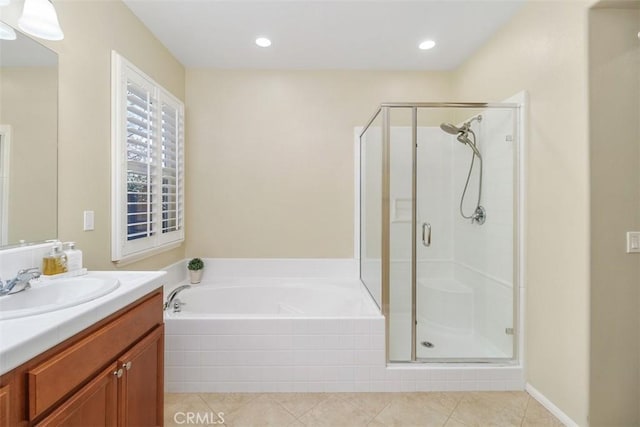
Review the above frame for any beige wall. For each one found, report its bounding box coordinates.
[185,69,451,258]
[0,67,57,244]
[0,1,186,270]
[589,6,640,425]
[453,2,591,425]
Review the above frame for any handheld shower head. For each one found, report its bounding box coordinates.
[439,115,485,225]
[457,133,481,158]
[440,116,482,159]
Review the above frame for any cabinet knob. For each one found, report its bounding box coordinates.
[114,368,124,378]
[123,361,132,371]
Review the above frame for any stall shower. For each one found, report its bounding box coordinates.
[359,102,521,363]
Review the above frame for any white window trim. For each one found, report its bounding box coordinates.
[111,51,185,264]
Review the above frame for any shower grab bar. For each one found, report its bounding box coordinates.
[422,223,431,247]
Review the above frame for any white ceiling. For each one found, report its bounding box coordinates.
[123,0,525,70]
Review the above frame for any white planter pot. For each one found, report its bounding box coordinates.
[189,269,203,284]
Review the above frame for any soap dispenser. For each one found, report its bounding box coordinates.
[42,242,68,275]
[63,242,83,272]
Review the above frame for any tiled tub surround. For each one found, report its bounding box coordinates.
[163,259,524,393]
[0,243,166,374]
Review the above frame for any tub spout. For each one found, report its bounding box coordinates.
[164,284,191,311]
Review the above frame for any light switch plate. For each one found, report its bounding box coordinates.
[626,232,640,253]
[83,210,95,231]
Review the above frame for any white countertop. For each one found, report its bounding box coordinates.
[0,270,166,376]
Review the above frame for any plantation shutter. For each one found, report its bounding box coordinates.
[159,93,184,237]
[126,77,157,242]
[112,52,184,263]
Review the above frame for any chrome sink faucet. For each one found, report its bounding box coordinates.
[163,284,191,312]
[0,267,41,297]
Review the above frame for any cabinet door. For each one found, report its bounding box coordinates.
[36,363,118,427]
[0,384,9,427]
[118,325,164,427]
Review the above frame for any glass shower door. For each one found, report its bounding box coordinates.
[415,106,517,361]
[387,107,414,362]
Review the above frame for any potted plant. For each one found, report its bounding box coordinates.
[187,257,204,284]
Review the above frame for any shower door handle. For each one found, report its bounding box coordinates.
[422,223,431,247]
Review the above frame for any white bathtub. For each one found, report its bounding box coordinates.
[163,259,524,393]
[164,275,389,392]
[165,278,380,318]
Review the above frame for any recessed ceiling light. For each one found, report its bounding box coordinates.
[418,40,436,50]
[255,37,272,48]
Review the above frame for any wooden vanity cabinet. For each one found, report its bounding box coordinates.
[0,289,164,427]
[0,384,10,427]
[117,326,164,426]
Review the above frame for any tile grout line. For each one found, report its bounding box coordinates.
[364,398,393,425]
[195,394,231,427]
[335,393,380,425]
[521,394,532,427]
[442,393,465,426]
[274,395,323,423]
[297,394,334,422]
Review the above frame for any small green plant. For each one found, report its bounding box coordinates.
[187,257,204,271]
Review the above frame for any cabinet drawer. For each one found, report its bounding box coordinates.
[27,292,162,420]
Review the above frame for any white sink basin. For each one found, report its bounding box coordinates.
[0,275,120,320]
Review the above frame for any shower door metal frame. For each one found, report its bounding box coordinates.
[359,101,521,364]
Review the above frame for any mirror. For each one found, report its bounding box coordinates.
[0,24,57,247]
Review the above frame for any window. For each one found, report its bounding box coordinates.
[111,52,184,263]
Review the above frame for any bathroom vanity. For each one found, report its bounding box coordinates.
[0,271,165,426]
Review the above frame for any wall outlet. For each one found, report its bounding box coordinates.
[626,232,640,253]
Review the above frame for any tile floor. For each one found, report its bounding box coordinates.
[164,391,564,426]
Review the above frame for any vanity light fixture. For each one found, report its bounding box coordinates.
[255,37,271,48]
[18,0,64,41]
[0,21,16,40]
[418,39,436,50]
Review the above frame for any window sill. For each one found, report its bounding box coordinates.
[112,241,183,267]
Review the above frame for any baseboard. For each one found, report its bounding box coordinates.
[526,383,580,427]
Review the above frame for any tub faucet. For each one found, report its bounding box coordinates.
[0,267,41,297]
[164,284,191,312]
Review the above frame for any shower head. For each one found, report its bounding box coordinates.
[457,133,482,158]
[440,122,466,135]
[440,122,477,153]
[440,115,482,136]
[440,116,482,159]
